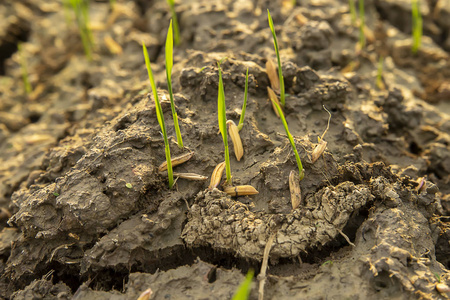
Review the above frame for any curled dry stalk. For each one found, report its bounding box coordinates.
[143,42,173,188]
[165,19,184,148]
[311,105,332,163]
[267,9,285,106]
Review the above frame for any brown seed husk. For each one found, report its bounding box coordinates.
[311,139,327,163]
[267,87,281,117]
[227,120,243,161]
[158,152,194,172]
[224,185,259,196]
[173,172,208,181]
[289,170,302,210]
[209,161,226,189]
[266,59,280,92]
[436,283,450,293]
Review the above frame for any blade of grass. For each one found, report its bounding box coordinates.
[270,98,304,180]
[167,0,180,46]
[376,56,385,90]
[411,0,422,54]
[232,269,254,300]
[218,62,231,184]
[166,20,183,148]
[143,43,174,188]
[69,0,94,60]
[349,0,357,26]
[358,0,365,49]
[237,68,249,131]
[17,43,32,95]
[267,9,285,106]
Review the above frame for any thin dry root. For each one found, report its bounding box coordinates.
[158,152,194,172]
[267,87,281,117]
[289,170,302,210]
[209,161,226,189]
[227,120,244,161]
[258,233,276,300]
[266,59,280,92]
[223,185,259,196]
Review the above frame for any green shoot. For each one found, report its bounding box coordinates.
[143,43,174,188]
[166,20,183,148]
[17,43,32,95]
[349,0,357,26]
[376,56,384,90]
[270,98,304,180]
[267,9,285,106]
[217,62,232,184]
[237,68,249,131]
[358,0,365,49]
[167,0,180,46]
[232,270,254,300]
[63,0,72,26]
[411,0,422,54]
[69,0,94,60]
[109,0,116,9]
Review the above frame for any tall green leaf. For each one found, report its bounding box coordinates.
[232,270,254,300]
[217,63,231,183]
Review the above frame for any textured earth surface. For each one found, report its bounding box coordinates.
[0,0,450,299]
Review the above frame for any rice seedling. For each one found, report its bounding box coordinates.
[109,0,116,9]
[270,98,304,180]
[69,0,94,60]
[17,43,32,95]
[358,0,365,49]
[217,62,232,184]
[411,0,422,54]
[232,269,254,300]
[143,43,174,188]
[237,68,249,131]
[167,0,180,46]
[267,86,281,118]
[349,0,357,26]
[166,19,184,148]
[267,9,285,106]
[376,56,385,90]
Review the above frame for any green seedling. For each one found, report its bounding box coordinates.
[270,98,304,180]
[376,56,384,90]
[411,0,422,54]
[267,9,285,106]
[17,43,32,95]
[232,269,254,300]
[217,62,232,184]
[322,260,333,266]
[166,20,183,148]
[143,43,174,188]
[126,183,132,189]
[349,0,357,26]
[237,68,249,131]
[167,0,180,46]
[69,0,94,60]
[109,0,116,9]
[358,0,365,49]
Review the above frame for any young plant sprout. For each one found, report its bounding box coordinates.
[411,0,422,54]
[270,98,304,180]
[267,9,285,106]
[167,0,180,46]
[217,62,232,184]
[232,269,254,300]
[165,19,184,148]
[311,105,332,163]
[69,0,94,60]
[17,43,32,95]
[143,43,174,188]
[376,56,385,90]
[358,0,366,49]
[349,0,357,26]
[237,68,249,131]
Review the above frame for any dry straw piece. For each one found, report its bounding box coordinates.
[267,86,281,117]
[311,105,332,163]
[224,185,259,196]
[266,59,280,92]
[173,172,208,181]
[209,161,226,189]
[227,120,243,161]
[158,151,194,172]
[289,170,302,210]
